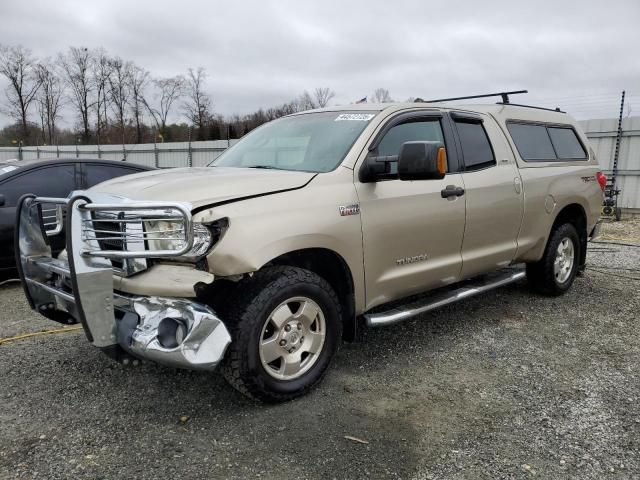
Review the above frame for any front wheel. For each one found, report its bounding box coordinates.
[526,223,580,296]
[220,266,342,402]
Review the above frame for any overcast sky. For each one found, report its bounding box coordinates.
[1,0,639,128]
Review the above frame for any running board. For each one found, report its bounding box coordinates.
[364,269,526,327]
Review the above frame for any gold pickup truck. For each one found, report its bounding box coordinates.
[16,101,604,402]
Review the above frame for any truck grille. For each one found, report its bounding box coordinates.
[90,214,130,270]
[90,214,135,252]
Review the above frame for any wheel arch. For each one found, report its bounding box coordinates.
[265,248,358,341]
[550,202,588,268]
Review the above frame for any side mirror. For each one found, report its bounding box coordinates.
[398,142,446,181]
[0,194,5,207]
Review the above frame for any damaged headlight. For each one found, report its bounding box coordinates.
[144,218,228,260]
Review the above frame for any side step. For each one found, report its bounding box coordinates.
[364,269,526,327]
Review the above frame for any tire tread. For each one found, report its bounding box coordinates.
[219,266,341,402]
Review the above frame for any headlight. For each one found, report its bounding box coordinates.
[190,223,214,257]
[144,218,227,260]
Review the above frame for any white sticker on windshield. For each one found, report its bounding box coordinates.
[335,113,375,122]
[1,165,18,174]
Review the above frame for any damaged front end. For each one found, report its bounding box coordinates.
[15,193,231,370]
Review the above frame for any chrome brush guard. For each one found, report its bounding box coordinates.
[15,193,231,370]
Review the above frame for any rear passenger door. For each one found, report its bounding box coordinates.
[451,112,524,278]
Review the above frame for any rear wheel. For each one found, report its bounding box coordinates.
[527,223,580,296]
[220,266,341,402]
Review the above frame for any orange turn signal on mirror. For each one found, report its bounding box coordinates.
[437,147,447,175]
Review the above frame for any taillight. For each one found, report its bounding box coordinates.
[596,171,607,191]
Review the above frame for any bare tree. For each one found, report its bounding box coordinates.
[127,64,149,143]
[297,91,317,111]
[107,57,132,145]
[92,48,112,144]
[183,67,211,137]
[59,46,93,142]
[0,45,41,142]
[143,75,184,141]
[35,61,64,145]
[314,87,335,108]
[371,87,393,103]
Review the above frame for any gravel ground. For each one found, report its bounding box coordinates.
[1,221,639,479]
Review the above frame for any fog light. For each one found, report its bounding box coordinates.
[157,317,188,348]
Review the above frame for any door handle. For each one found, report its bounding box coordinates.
[441,185,465,198]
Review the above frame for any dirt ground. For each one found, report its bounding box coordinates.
[0,219,639,479]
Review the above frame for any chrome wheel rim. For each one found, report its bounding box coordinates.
[259,296,326,381]
[554,237,575,284]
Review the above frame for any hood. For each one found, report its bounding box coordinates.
[89,167,317,210]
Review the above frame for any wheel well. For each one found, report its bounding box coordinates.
[552,203,588,268]
[267,248,357,341]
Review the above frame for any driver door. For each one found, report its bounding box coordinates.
[355,112,466,310]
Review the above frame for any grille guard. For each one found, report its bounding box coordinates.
[15,193,231,369]
[17,193,196,345]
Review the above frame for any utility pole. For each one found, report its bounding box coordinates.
[611,91,625,191]
[607,90,625,221]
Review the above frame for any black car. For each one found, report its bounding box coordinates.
[0,158,153,278]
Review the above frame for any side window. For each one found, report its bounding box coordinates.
[507,122,587,162]
[85,164,141,188]
[0,165,76,207]
[373,119,445,175]
[507,123,556,161]
[454,120,495,171]
[547,127,587,159]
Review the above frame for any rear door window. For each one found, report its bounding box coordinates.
[453,120,495,171]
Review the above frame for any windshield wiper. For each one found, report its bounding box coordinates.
[247,165,283,170]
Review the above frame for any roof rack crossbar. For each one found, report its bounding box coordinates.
[495,102,565,114]
[423,90,528,104]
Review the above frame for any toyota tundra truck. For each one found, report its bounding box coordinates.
[15,100,604,402]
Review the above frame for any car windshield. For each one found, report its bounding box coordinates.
[210,111,378,173]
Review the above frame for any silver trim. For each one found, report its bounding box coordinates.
[79,201,193,259]
[25,278,76,303]
[67,197,117,347]
[364,269,526,327]
[118,295,231,371]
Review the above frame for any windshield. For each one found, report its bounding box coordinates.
[210,111,378,172]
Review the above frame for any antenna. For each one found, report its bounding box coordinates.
[422,90,528,104]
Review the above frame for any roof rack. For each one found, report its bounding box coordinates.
[415,90,565,114]
[421,90,528,104]
[495,102,565,114]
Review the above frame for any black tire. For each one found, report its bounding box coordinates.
[526,223,580,296]
[219,266,342,402]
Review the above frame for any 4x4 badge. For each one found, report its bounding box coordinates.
[339,204,360,216]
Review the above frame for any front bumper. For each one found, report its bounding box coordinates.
[15,194,231,371]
